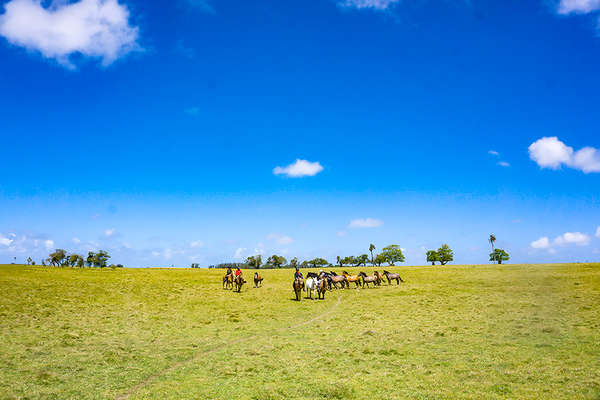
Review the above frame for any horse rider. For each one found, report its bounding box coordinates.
[235,267,242,279]
[226,266,233,278]
[294,267,304,289]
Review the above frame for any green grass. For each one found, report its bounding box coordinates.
[1,263,599,399]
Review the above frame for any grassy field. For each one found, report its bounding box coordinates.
[1,263,599,400]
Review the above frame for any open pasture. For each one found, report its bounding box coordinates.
[1,263,599,399]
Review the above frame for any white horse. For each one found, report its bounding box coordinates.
[304,277,317,300]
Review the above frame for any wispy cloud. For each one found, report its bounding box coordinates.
[596,226,600,238]
[530,236,551,249]
[497,161,510,167]
[189,240,204,248]
[557,0,600,14]
[338,0,400,11]
[105,228,117,237]
[234,247,246,259]
[529,137,600,173]
[488,150,499,156]
[267,233,294,245]
[273,159,323,178]
[0,234,13,246]
[0,0,140,68]
[183,0,215,14]
[348,218,384,228]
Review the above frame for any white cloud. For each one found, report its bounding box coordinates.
[0,0,140,68]
[0,235,13,246]
[44,239,54,250]
[273,159,323,178]
[497,161,510,167]
[528,137,600,173]
[558,0,600,14]
[338,0,400,10]
[595,226,600,238]
[531,237,551,249]
[554,232,591,246]
[189,240,204,248]
[337,230,347,237]
[348,218,384,228]
[488,150,499,156]
[234,247,246,259]
[72,237,81,244]
[267,233,294,245]
[105,228,116,237]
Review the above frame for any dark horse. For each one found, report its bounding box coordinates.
[358,272,379,288]
[293,278,303,301]
[223,274,233,290]
[254,272,263,288]
[234,274,246,292]
[316,277,327,300]
[382,270,404,285]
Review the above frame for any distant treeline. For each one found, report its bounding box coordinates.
[205,238,510,269]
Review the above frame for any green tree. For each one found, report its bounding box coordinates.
[357,254,369,266]
[95,250,110,268]
[381,245,405,266]
[49,249,67,266]
[86,252,95,267]
[26,257,33,265]
[245,255,263,269]
[489,249,509,264]
[489,234,497,263]
[266,255,287,268]
[76,256,84,268]
[337,256,343,268]
[300,260,309,268]
[369,244,376,266]
[289,257,298,269]
[308,258,329,268]
[437,244,454,265]
[68,254,80,267]
[374,253,386,266]
[426,250,439,265]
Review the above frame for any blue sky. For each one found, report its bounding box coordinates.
[1,0,599,266]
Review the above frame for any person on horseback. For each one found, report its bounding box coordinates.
[294,267,304,290]
[226,266,232,277]
[235,267,242,277]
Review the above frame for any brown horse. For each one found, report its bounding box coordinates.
[293,278,303,301]
[223,274,233,290]
[234,274,246,292]
[382,270,404,285]
[316,278,327,299]
[328,271,347,290]
[342,271,362,288]
[254,272,263,288]
[358,272,379,288]
[374,271,385,285]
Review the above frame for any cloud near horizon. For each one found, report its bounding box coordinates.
[0,0,140,68]
[531,231,592,251]
[528,137,600,173]
[273,159,323,178]
[348,218,384,228]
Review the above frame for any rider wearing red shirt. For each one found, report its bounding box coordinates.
[235,267,242,277]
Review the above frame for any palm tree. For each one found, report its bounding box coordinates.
[489,234,496,264]
[369,244,376,266]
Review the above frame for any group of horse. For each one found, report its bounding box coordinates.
[222,272,263,292]
[293,270,404,301]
